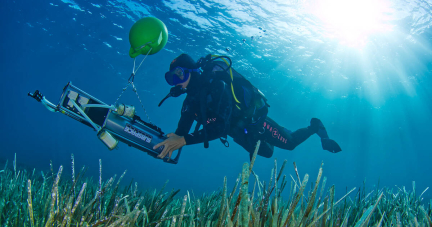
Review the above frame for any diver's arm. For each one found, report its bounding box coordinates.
[174,95,197,136]
[175,113,195,136]
[183,118,227,145]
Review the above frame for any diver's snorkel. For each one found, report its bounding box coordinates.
[158,86,186,107]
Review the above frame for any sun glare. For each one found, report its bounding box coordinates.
[310,0,392,48]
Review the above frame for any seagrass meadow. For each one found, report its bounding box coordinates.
[1,142,432,227]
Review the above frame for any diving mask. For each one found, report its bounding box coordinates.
[165,67,200,86]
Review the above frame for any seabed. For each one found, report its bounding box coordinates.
[1,143,431,226]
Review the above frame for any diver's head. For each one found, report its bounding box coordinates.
[165,54,200,89]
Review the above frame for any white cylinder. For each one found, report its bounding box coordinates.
[116,104,135,119]
[98,131,118,150]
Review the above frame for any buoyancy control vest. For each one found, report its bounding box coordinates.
[197,54,270,136]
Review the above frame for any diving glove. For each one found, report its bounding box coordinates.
[310,118,342,153]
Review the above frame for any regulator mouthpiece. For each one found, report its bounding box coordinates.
[158,86,186,107]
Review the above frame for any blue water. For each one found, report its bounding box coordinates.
[2,0,432,200]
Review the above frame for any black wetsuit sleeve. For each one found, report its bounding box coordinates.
[174,96,196,136]
[183,80,232,145]
[174,113,195,136]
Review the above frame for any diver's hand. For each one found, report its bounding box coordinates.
[153,133,186,159]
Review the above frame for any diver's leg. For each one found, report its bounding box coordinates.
[258,117,341,153]
[259,117,313,150]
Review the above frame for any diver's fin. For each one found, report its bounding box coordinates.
[310,118,342,153]
[310,118,329,138]
[321,138,342,153]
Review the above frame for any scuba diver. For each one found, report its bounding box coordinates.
[154,54,342,160]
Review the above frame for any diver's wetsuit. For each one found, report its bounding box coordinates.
[174,75,318,159]
[230,117,317,159]
[175,78,233,145]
